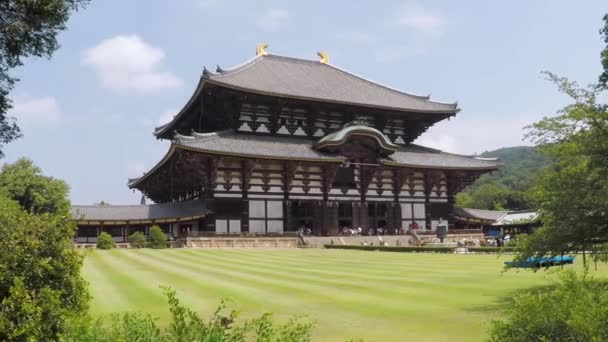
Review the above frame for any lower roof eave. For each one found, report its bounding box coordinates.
[381,160,499,171]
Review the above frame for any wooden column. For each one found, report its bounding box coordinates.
[424,173,432,230]
[241,160,253,233]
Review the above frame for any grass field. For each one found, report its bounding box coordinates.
[83,249,608,341]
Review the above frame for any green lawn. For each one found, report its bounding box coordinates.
[82,249,608,341]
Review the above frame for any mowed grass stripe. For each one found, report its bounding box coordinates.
[82,252,131,313]
[178,249,532,298]
[90,251,174,313]
[135,249,491,317]
[85,249,606,341]
[134,249,438,317]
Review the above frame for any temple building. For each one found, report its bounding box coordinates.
[72,45,500,242]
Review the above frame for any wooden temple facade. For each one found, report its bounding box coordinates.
[73,46,500,240]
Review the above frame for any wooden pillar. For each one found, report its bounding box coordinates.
[424,173,432,230]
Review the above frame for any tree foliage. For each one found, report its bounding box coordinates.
[0,195,88,340]
[0,0,89,157]
[148,225,167,249]
[488,271,608,342]
[514,72,608,266]
[96,232,114,250]
[456,147,549,210]
[600,14,608,88]
[62,287,314,341]
[0,157,70,215]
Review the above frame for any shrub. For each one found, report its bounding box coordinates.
[488,271,608,342]
[128,231,146,248]
[61,287,314,341]
[96,232,115,250]
[148,225,167,249]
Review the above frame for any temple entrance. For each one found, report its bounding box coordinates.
[338,202,354,235]
[289,201,315,235]
[368,202,390,235]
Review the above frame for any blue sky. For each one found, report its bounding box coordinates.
[4,0,607,204]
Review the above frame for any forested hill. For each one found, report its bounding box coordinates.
[455,146,551,210]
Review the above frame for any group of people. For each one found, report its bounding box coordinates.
[339,226,405,236]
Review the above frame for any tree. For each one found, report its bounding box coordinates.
[600,14,608,88]
[0,195,89,340]
[0,0,89,157]
[96,232,114,250]
[148,225,167,249]
[0,157,70,215]
[516,72,608,266]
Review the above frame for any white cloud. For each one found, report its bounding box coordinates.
[83,35,183,93]
[256,8,289,31]
[415,113,544,155]
[394,4,444,34]
[9,95,61,126]
[157,109,178,126]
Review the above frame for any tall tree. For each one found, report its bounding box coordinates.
[600,14,608,87]
[517,72,608,265]
[0,0,89,157]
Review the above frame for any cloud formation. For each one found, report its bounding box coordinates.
[256,8,289,31]
[83,35,183,93]
[9,95,61,127]
[394,4,444,34]
[415,113,543,155]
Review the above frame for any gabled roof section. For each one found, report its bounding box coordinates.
[154,53,459,138]
[314,124,399,157]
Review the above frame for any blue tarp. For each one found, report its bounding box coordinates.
[504,255,574,268]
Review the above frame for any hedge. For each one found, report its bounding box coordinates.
[467,247,516,253]
[324,245,455,253]
[324,245,517,254]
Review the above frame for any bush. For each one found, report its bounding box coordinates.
[96,232,115,250]
[128,231,146,248]
[62,287,314,341]
[148,225,167,249]
[324,245,455,253]
[488,271,608,342]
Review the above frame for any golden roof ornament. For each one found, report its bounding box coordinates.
[256,43,268,56]
[317,51,329,64]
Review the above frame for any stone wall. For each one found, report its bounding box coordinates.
[183,237,299,248]
[303,235,413,248]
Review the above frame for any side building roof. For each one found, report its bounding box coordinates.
[72,199,209,224]
[155,53,459,137]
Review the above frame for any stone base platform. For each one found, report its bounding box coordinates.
[181,237,300,248]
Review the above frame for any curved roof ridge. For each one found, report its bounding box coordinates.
[212,54,265,77]
[324,63,458,108]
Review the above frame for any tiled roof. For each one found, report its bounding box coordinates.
[206,54,458,113]
[384,145,501,170]
[175,130,346,162]
[453,207,507,221]
[493,211,539,226]
[172,131,500,170]
[71,199,209,222]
